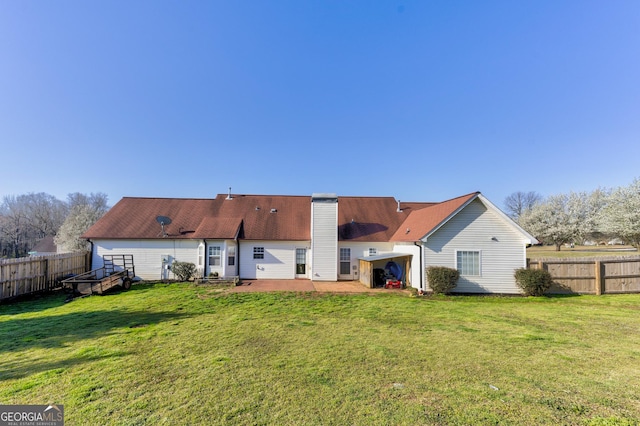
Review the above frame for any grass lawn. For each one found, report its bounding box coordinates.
[1,284,639,425]
[527,245,639,259]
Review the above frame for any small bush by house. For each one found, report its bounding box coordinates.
[514,268,553,296]
[171,261,197,282]
[426,266,459,295]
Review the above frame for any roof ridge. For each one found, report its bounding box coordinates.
[122,196,215,201]
[435,191,480,204]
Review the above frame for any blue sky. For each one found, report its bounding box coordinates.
[1,1,639,209]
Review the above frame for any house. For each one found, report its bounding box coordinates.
[82,191,537,294]
[28,235,58,256]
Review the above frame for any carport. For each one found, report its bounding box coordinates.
[358,253,413,288]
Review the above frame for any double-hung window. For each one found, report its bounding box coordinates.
[208,246,221,266]
[457,251,480,276]
[228,246,236,266]
[253,247,264,259]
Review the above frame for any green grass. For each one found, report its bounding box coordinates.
[527,245,639,259]
[1,284,640,425]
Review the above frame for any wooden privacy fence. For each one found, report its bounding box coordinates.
[0,252,91,301]
[528,256,640,295]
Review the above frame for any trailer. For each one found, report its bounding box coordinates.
[62,254,136,297]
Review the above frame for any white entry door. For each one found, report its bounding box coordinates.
[339,248,352,280]
[295,248,307,278]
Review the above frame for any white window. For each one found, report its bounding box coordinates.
[457,251,480,276]
[209,246,221,266]
[253,247,264,259]
[340,248,351,275]
[228,246,236,266]
[198,244,204,267]
[368,248,377,256]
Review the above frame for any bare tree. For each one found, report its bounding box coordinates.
[0,193,69,257]
[0,195,28,257]
[0,192,110,257]
[66,192,109,212]
[24,193,68,237]
[504,191,542,220]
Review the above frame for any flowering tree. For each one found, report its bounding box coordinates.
[519,194,577,251]
[54,193,109,252]
[599,179,640,248]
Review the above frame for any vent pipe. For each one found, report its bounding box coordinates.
[226,187,233,200]
[397,200,402,212]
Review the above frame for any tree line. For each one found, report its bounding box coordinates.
[0,192,109,258]
[504,178,640,251]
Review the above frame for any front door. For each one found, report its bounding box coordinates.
[295,248,307,278]
[339,247,352,280]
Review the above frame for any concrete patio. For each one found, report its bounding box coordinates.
[228,279,409,294]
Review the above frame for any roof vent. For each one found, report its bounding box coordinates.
[255,206,260,210]
[270,208,277,213]
[397,200,402,213]
[226,187,233,200]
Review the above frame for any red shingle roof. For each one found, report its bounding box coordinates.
[337,197,408,242]
[83,192,480,243]
[208,194,311,240]
[390,192,479,242]
[83,197,218,239]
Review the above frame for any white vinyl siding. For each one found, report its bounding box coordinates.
[311,197,338,281]
[240,241,310,280]
[92,239,200,281]
[422,198,528,294]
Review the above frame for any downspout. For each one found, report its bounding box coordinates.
[203,239,207,277]
[414,241,423,290]
[88,239,94,271]
[236,238,240,279]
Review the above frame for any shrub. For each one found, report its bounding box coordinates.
[171,261,197,282]
[426,266,459,295]
[514,268,553,296]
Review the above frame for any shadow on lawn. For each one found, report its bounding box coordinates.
[0,348,125,381]
[0,291,69,315]
[0,309,191,355]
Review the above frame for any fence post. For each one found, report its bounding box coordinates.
[594,260,602,295]
[44,257,49,291]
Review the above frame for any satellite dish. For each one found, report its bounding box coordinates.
[156,216,172,225]
[156,216,172,237]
